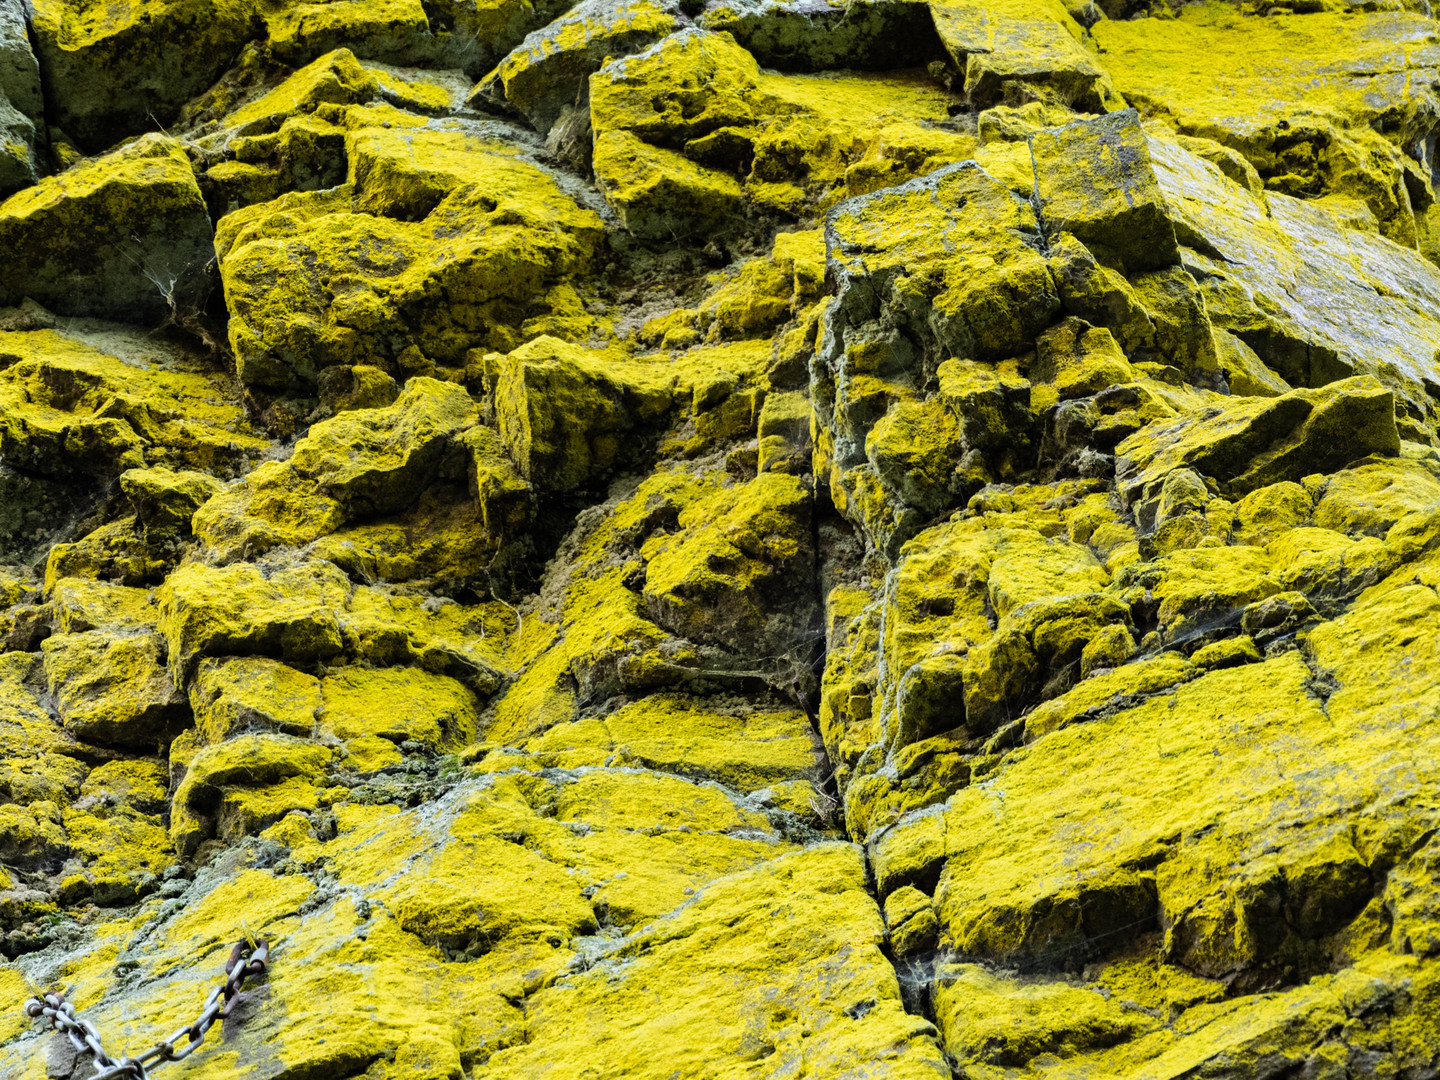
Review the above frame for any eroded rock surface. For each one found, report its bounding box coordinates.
[2,3,1440,1079]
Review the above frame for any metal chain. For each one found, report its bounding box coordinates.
[23,938,270,1080]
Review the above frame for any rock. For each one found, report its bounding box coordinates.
[41,631,190,750]
[495,336,671,492]
[262,0,577,77]
[885,883,940,958]
[816,161,1058,555]
[934,962,1151,1069]
[1095,11,1440,247]
[291,377,476,516]
[221,48,380,137]
[156,560,350,680]
[482,693,823,791]
[5,6,1440,1077]
[931,0,1113,111]
[0,136,215,321]
[0,329,267,504]
[49,580,155,634]
[700,0,946,72]
[120,467,226,539]
[27,0,256,153]
[588,27,968,226]
[593,129,745,240]
[641,471,816,658]
[216,128,605,390]
[1149,134,1440,407]
[0,2,43,198]
[1115,375,1402,508]
[756,389,811,473]
[1031,110,1182,273]
[171,733,332,854]
[478,845,951,1079]
[189,657,322,744]
[320,666,478,751]
[473,0,679,133]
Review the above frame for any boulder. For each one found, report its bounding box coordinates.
[42,632,190,750]
[0,2,43,197]
[931,0,1113,111]
[27,0,256,153]
[1031,109,1181,272]
[472,0,679,133]
[0,136,214,321]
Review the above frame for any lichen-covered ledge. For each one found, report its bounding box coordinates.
[3,0,1440,1077]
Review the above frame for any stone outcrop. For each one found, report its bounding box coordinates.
[2,3,1440,1079]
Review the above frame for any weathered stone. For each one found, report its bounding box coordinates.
[474,0,679,133]
[217,127,605,390]
[1031,109,1181,272]
[1096,11,1440,247]
[816,161,1059,555]
[0,136,215,321]
[1149,133,1440,406]
[41,632,189,750]
[27,0,256,153]
[701,0,945,72]
[156,560,350,680]
[931,0,1113,111]
[1115,375,1402,508]
[0,2,43,198]
[495,336,670,492]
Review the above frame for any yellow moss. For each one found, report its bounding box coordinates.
[41,631,188,750]
[218,777,322,842]
[592,130,745,240]
[590,29,962,226]
[935,962,1151,1069]
[320,666,478,751]
[1096,11,1435,245]
[1313,459,1440,538]
[60,803,175,904]
[0,329,268,478]
[479,845,947,1079]
[0,967,38,1044]
[217,131,605,388]
[370,68,452,113]
[344,733,405,772]
[263,0,429,65]
[190,657,323,744]
[482,0,677,130]
[495,335,673,493]
[49,579,155,632]
[518,694,820,791]
[28,0,255,151]
[157,560,350,680]
[226,48,379,134]
[641,471,813,654]
[931,0,1112,111]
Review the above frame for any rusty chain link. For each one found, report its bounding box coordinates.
[23,938,269,1080]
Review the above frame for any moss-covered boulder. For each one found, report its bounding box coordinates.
[217,125,606,389]
[0,328,267,477]
[473,0,678,133]
[27,0,256,153]
[1096,11,1440,248]
[0,136,214,320]
[699,0,945,72]
[931,0,1114,111]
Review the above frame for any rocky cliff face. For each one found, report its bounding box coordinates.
[2,0,1439,1076]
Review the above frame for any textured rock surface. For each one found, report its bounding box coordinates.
[2,3,1440,1079]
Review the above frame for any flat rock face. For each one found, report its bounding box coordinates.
[1,4,1440,1080]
